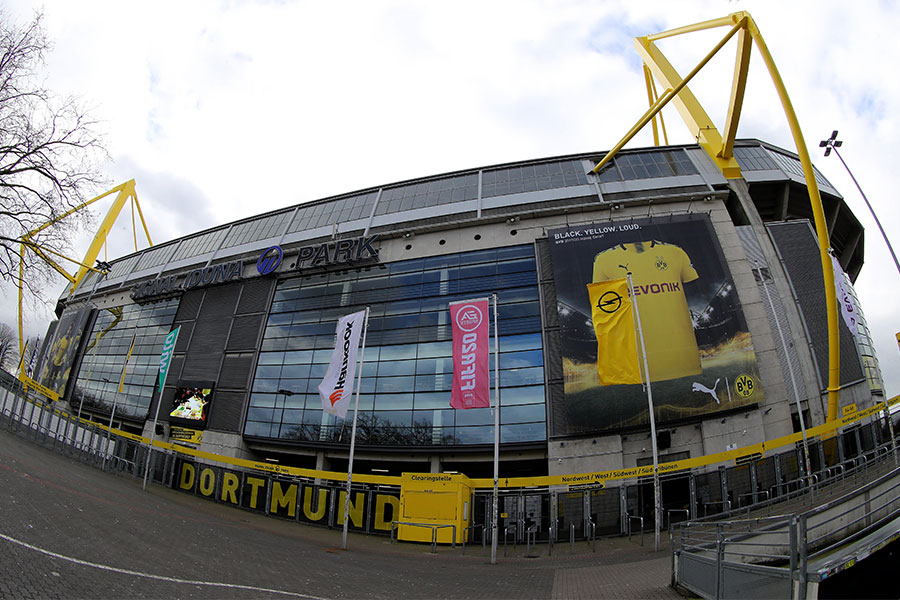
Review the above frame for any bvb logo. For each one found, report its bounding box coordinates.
[734,374,756,398]
[656,256,668,271]
[597,290,623,314]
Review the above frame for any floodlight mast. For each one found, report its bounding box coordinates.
[591,11,844,422]
[820,130,900,277]
[16,180,153,357]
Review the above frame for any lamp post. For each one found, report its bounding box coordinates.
[821,131,899,461]
[819,131,900,276]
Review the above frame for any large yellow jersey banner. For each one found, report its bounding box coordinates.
[586,278,640,385]
[547,214,764,435]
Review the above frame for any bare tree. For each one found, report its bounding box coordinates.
[0,322,16,371]
[0,11,108,300]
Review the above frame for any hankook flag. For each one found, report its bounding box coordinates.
[587,278,641,386]
[318,310,366,419]
[450,298,490,409]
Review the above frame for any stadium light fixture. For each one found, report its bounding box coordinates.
[820,130,900,276]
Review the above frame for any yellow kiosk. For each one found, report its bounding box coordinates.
[397,472,472,544]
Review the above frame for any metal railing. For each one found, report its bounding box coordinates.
[390,521,456,554]
[673,446,900,599]
[627,514,644,546]
[3,381,898,568]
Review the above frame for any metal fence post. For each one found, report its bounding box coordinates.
[715,523,724,600]
[798,514,808,599]
[789,515,798,599]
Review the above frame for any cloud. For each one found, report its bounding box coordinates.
[2,0,897,395]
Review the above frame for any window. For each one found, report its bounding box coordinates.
[245,245,547,447]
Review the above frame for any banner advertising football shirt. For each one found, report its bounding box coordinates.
[449,298,491,409]
[546,213,763,435]
[592,241,702,382]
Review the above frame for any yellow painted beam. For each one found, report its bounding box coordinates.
[17,180,153,356]
[592,19,744,176]
[741,15,842,420]
[720,26,752,159]
[643,65,660,146]
[633,26,744,178]
[68,180,147,295]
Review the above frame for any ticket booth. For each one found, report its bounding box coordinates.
[398,472,472,544]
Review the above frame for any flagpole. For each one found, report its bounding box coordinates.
[342,307,369,550]
[626,272,661,552]
[105,334,136,472]
[143,326,180,491]
[490,293,500,564]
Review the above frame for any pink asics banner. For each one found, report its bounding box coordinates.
[450,298,490,409]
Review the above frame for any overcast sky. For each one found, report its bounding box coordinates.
[4,0,899,398]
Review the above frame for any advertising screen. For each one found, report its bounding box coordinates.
[169,382,214,429]
[548,214,763,435]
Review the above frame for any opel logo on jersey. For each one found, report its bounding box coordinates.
[257,246,283,275]
[597,290,624,313]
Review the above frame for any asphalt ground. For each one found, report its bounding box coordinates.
[0,427,683,599]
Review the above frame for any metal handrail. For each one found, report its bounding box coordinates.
[525,524,539,555]
[702,500,732,517]
[461,523,485,555]
[390,521,456,554]
[586,519,596,552]
[627,514,644,546]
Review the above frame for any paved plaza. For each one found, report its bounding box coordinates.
[0,428,683,599]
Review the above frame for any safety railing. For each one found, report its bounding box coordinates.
[390,522,456,554]
[3,380,898,566]
[673,447,900,599]
[461,523,485,555]
[626,514,644,546]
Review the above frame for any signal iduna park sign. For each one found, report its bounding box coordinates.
[131,259,244,302]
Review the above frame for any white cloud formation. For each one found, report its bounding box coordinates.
[2,0,899,397]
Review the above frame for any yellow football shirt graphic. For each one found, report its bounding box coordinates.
[591,241,701,383]
[587,278,641,386]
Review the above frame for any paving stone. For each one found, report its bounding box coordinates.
[0,427,682,599]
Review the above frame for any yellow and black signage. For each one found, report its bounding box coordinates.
[174,459,400,532]
[169,426,203,445]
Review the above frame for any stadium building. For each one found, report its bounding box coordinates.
[33,139,884,483]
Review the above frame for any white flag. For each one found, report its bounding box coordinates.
[318,310,366,419]
[831,255,860,339]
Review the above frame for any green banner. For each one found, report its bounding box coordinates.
[158,326,180,395]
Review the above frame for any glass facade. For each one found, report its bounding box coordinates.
[375,174,479,215]
[245,244,546,447]
[221,211,293,249]
[592,149,698,183]
[72,300,178,420]
[287,191,379,234]
[482,160,587,198]
[170,228,229,263]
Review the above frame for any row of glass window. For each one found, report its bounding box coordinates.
[247,401,544,425]
[221,211,293,249]
[243,245,546,446]
[374,173,479,216]
[73,300,179,420]
[248,384,544,412]
[171,228,228,263]
[104,148,716,281]
[243,420,546,446]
